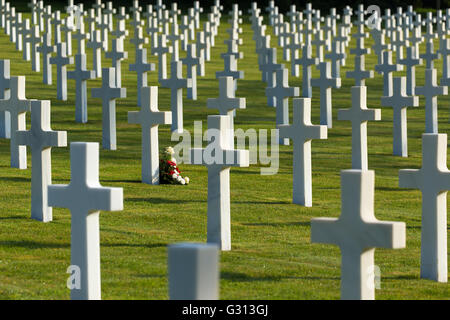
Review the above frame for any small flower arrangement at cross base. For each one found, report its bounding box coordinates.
[159,147,190,185]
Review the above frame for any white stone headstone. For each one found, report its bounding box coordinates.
[337,86,381,170]
[0,76,32,169]
[37,32,55,85]
[128,86,171,185]
[415,68,448,134]
[311,61,341,128]
[168,243,219,300]
[399,133,450,283]
[381,77,419,157]
[181,43,203,100]
[86,29,103,78]
[152,34,172,82]
[294,45,318,98]
[105,38,127,88]
[190,115,249,250]
[0,59,10,139]
[68,53,96,123]
[49,42,74,101]
[160,61,192,133]
[278,98,327,206]
[311,169,406,300]
[129,48,155,107]
[375,50,401,97]
[207,76,246,146]
[266,68,300,145]
[91,68,126,150]
[16,100,67,222]
[48,142,123,300]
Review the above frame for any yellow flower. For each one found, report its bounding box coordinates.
[165,146,175,155]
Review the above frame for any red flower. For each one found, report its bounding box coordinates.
[167,161,177,167]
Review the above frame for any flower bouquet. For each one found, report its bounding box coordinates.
[159,147,190,185]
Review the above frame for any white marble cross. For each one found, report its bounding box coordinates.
[375,50,401,97]
[438,38,450,84]
[260,47,284,107]
[68,53,96,123]
[0,76,32,169]
[311,61,341,128]
[420,41,440,69]
[168,243,219,300]
[415,68,448,134]
[207,76,246,146]
[370,27,390,65]
[111,14,129,40]
[13,12,23,51]
[128,86,171,185]
[311,169,406,299]
[105,38,127,88]
[21,18,31,61]
[167,23,183,62]
[160,61,192,133]
[37,32,55,85]
[399,133,450,283]
[216,54,243,92]
[338,86,381,170]
[86,29,103,78]
[325,40,345,79]
[0,59,10,139]
[266,68,300,145]
[294,45,318,98]
[98,14,109,51]
[93,0,105,24]
[129,48,155,107]
[193,1,203,29]
[49,42,74,101]
[91,68,126,150]
[16,100,67,222]
[48,142,123,300]
[72,18,90,55]
[278,98,327,206]
[129,25,148,53]
[346,55,373,87]
[190,115,249,250]
[29,25,41,72]
[152,34,172,82]
[51,11,63,45]
[223,40,243,60]
[381,77,419,157]
[181,43,203,100]
[61,16,74,56]
[311,29,326,63]
[399,47,422,96]
[196,31,210,74]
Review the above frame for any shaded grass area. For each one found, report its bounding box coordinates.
[0,13,448,299]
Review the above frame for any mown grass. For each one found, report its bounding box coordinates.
[0,12,448,300]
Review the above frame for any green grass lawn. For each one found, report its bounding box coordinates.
[0,13,448,300]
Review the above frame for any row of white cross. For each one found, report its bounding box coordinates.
[249,2,449,299]
[0,0,248,300]
[0,0,448,300]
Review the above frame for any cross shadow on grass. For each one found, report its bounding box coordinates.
[127,197,203,204]
[0,240,69,249]
[233,200,291,205]
[242,222,310,227]
[221,271,339,282]
[0,216,26,220]
[102,242,167,249]
[0,176,29,183]
[102,179,142,184]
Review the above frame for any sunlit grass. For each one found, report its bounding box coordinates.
[0,13,448,299]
